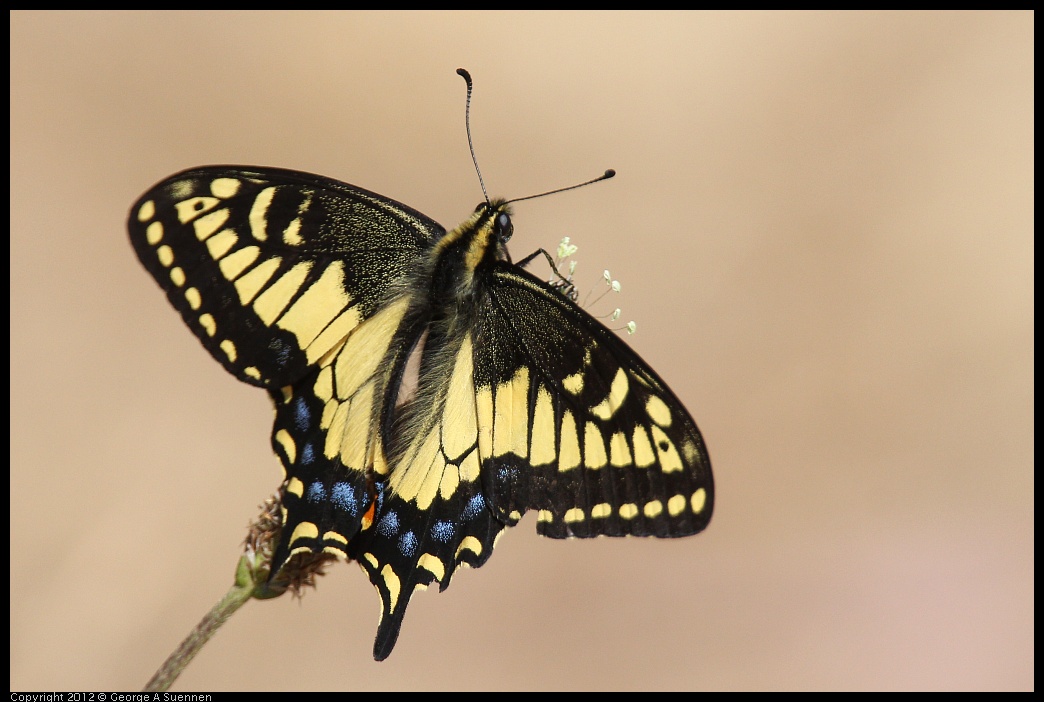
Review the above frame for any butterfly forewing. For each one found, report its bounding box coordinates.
[128,166,443,388]
[476,264,713,538]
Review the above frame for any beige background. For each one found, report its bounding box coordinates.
[10,11,1032,691]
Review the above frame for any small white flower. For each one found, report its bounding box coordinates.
[557,237,578,259]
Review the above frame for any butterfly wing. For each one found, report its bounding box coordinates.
[345,319,508,660]
[475,262,714,539]
[128,166,443,388]
[128,166,444,570]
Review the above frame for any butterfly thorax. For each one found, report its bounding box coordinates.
[428,201,512,311]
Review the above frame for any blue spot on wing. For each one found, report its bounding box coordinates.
[292,396,311,431]
[270,339,293,368]
[331,481,357,515]
[431,520,455,542]
[463,494,485,520]
[398,531,418,557]
[377,510,399,536]
[306,481,326,503]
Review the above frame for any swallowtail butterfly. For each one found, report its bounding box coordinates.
[128,69,713,660]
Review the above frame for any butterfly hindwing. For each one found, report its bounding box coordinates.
[347,321,508,659]
[270,294,418,569]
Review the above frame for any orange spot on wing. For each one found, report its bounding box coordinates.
[361,499,376,531]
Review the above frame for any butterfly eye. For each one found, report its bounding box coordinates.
[495,211,513,241]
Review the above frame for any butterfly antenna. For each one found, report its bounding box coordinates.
[458,68,615,205]
[505,169,616,205]
[457,68,490,204]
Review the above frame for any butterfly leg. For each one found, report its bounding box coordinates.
[515,248,556,269]
[516,249,580,302]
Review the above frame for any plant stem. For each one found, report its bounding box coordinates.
[142,561,255,692]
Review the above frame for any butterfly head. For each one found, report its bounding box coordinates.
[448,198,514,265]
[479,199,514,244]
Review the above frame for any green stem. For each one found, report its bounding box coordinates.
[142,558,257,692]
